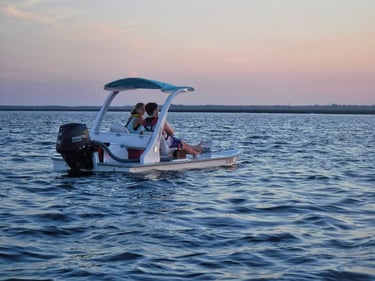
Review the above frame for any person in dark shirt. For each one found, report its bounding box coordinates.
[143,102,202,156]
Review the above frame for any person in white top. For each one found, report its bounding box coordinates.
[125,103,145,134]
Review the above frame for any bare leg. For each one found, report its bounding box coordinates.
[182,141,200,156]
[193,140,203,152]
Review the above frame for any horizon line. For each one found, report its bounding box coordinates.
[1,104,374,114]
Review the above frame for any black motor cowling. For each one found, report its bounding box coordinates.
[56,123,95,172]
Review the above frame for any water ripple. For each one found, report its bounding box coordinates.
[1,112,374,280]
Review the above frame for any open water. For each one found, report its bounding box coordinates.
[0,111,374,281]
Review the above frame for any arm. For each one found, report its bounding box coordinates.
[164,121,174,136]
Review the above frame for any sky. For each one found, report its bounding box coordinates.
[0,0,374,106]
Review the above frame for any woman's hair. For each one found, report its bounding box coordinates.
[130,102,145,115]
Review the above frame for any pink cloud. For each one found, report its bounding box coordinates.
[2,6,58,25]
[84,23,122,37]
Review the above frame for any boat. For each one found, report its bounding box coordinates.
[52,77,241,174]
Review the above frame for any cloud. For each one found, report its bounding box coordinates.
[1,5,59,26]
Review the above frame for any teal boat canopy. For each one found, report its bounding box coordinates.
[104,77,194,93]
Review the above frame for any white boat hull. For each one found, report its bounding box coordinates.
[53,150,240,174]
[53,78,241,174]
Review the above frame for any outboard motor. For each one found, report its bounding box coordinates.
[56,123,95,173]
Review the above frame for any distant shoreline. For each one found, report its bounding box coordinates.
[1,105,375,114]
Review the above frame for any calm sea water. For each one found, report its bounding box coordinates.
[0,111,374,281]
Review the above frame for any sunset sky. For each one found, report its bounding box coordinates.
[1,0,374,106]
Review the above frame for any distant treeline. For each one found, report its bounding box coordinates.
[1,104,375,114]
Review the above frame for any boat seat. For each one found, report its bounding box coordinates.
[109,124,129,133]
[106,127,173,156]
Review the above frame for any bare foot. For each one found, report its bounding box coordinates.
[195,140,203,153]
